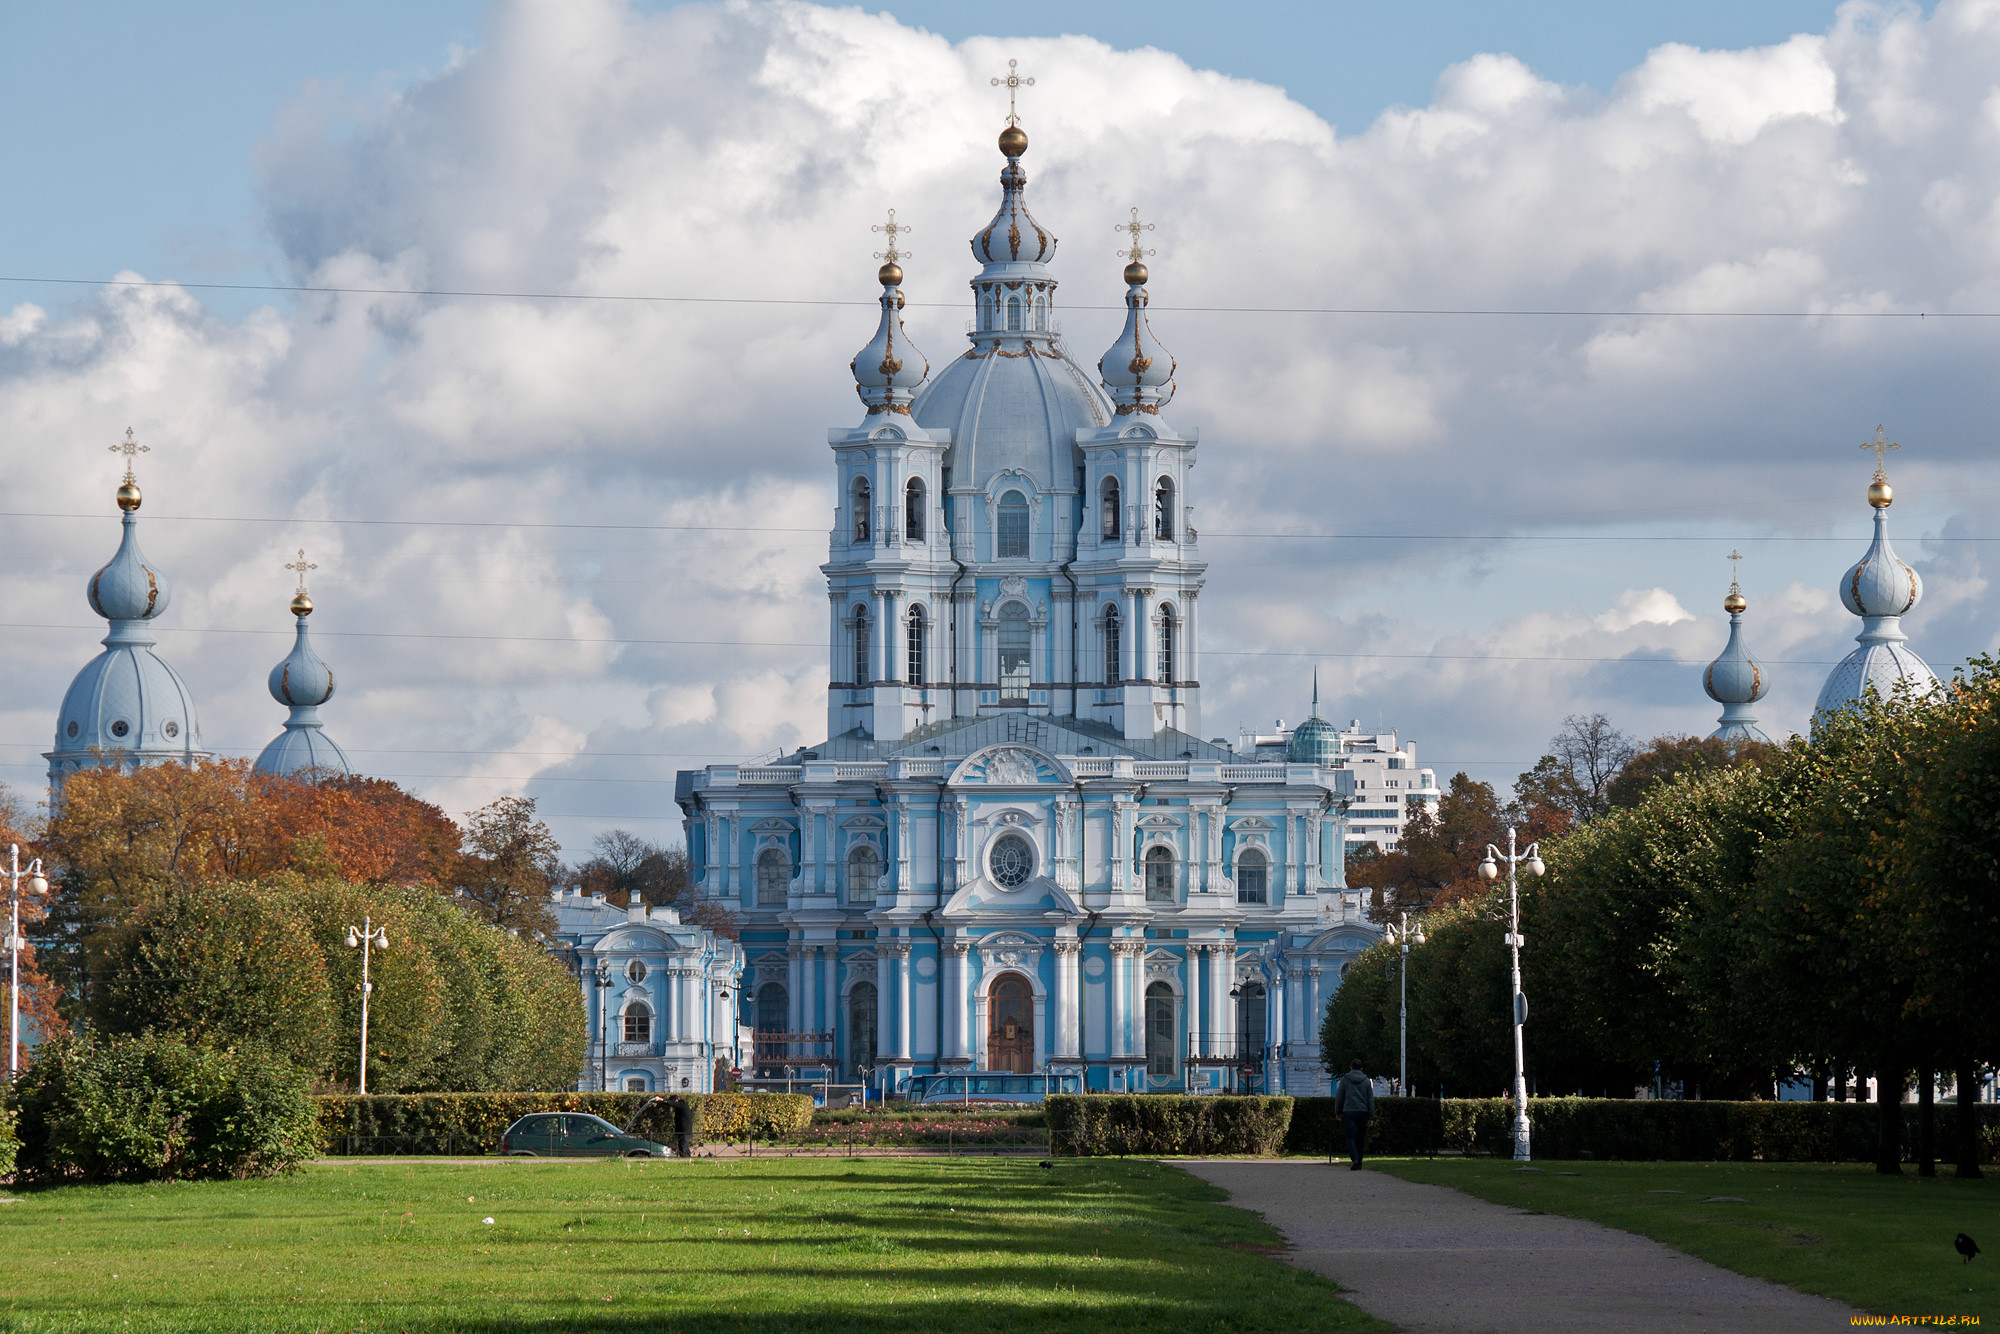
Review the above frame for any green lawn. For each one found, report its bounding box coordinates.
[1375,1156,2000,1322]
[0,1158,1384,1333]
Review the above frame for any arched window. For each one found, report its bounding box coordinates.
[1144,845,1175,902]
[1100,478,1121,540]
[998,603,1031,702]
[997,490,1029,558]
[852,478,871,542]
[849,981,878,1075]
[755,848,790,907]
[756,982,788,1033]
[1006,296,1023,330]
[1154,476,1175,540]
[1237,848,1269,905]
[623,1002,652,1045]
[848,844,880,905]
[1238,981,1268,1067]
[853,605,870,685]
[1158,606,1176,686]
[1103,606,1121,686]
[1145,981,1176,1078]
[906,605,926,685]
[904,478,925,540]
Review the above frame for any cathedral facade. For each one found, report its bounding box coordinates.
[675,119,1376,1097]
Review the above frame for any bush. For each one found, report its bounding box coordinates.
[14,1031,317,1183]
[1439,1096,2000,1161]
[0,1104,16,1178]
[1285,1096,1443,1157]
[1046,1095,1293,1157]
[316,1090,814,1153]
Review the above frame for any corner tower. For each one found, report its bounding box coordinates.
[254,550,351,777]
[1703,554,1770,742]
[46,431,210,793]
[1814,429,1938,720]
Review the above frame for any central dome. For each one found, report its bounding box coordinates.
[913,346,1111,491]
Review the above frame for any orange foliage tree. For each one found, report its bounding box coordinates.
[0,783,59,1066]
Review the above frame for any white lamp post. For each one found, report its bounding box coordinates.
[1384,910,1427,1096]
[344,916,389,1094]
[1479,827,1544,1161]
[8,845,48,1077]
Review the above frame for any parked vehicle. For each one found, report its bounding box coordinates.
[499,1112,668,1157]
[905,1072,1083,1104]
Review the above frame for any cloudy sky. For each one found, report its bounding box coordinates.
[4,0,1996,853]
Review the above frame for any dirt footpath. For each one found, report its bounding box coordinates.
[1179,1160,1862,1333]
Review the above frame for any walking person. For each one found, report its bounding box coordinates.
[668,1092,695,1159]
[1334,1058,1375,1171]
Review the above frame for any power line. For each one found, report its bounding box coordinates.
[5,272,2000,319]
[0,621,1845,665]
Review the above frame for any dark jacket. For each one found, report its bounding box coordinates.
[1334,1069,1375,1118]
[671,1098,695,1133]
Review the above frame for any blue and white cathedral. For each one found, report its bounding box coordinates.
[674,117,1376,1097]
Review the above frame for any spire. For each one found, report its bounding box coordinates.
[1813,431,1938,719]
[254,550,350,778]
[970,61,1055,273]
[89,428,172,630]
[1097,209,1176,416]
[849,212,929,418]
[1287,671,1339,764]
[1703,552,1770,742]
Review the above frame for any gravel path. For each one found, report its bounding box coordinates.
[1179,1160,1863,1333]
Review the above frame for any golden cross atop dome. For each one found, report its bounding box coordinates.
[1727,549,1743,594]
[991,58,1033,127]
[1117,208,1155,263]
[108,427,149,483]
[872,209,911,264]
[1863,425,1900,480]
[285,548,317,597]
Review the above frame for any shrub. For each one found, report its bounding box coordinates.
[0,1104,16,1178]
[316,1090,814,1153]
[1046,1095,1293,1157]
[14,1030,317,1183]
[1439,1097,2000,1161]
[1285,1096,1443,1157]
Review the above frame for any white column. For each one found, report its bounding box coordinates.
[877,947,896,1059]
[1186,946,1202,1061]
[788,945,803,1033]
[947,944,968,1059]
[897,948,913,1062]
[1109,944,1129,1058]
[1214,947,1234,1057]
[822,946,837,1043]
[1055,943,1079,1058]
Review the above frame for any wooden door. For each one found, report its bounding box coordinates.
[988,975,1034,1073]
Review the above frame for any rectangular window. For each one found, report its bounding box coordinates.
[997,505,1029,558]
[906,619,925,684]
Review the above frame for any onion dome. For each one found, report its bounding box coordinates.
[850,212,929,417]
[1814,451,1938,719]
[1098,210,1176,416]
[1286,672,1340,764]
[255,554,350,777]
[970,127,1055,267]
[1702,567,1770,743]
[47,450,207,791]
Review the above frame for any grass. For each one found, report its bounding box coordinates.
[0,1157,1385,1333]
[1374,1156,2000,1322]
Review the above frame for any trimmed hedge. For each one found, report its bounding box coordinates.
[1047,1095,1292,1157]
[1285,1096,1443,1157]
[316,1091,813,1154]
[1441,1097,2000,1162]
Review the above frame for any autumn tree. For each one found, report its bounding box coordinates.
[450,797,560,936]
[1349,772,1507,920]
[0,782,59,1064]
[1604,733,1775,810]
[1516,713,1638,826]
[567,830,736,940]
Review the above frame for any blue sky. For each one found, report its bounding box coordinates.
[2,2,1881,301]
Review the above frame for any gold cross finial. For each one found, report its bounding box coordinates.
[872,209,911,264]
[991,58,1033,127]
[1117,208,1155,263]
[1863,425,1899,480]
[1727,548,1743,595]
[108,427,149,484]
[285,548,317,597]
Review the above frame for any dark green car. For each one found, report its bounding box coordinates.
[500,1113,668,1158]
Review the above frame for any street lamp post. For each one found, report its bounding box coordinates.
[8,845,48,1078]
[1479,827,1545,1161]
[1384,911,1427,1096]
[594,964,616,1091]
[343,916,389,1094]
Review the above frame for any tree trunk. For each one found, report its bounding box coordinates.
[1955,1055,1984,1180]
[1833,1069,1847,1103]
[1876,1059,1905,1175]
[1918,1060,1936,1178]
[1812,1069,1828,1102]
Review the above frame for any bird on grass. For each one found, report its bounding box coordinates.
[1039,1160,1052,1170]
[1957,1233,1979,1264]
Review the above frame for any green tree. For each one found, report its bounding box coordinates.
[1516,713,1637,825]
[1604,733,1774,810]
[452,797,560,936]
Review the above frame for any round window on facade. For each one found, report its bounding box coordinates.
[66,721,79,738]
[989,833,1034,888]
[163,721,179,738]
[627,959,647,984]
[109,720,130,738]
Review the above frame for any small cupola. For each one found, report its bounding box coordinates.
[1703,553,1770,742]
[1097,209,1176,417]
[849,210,929,417]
